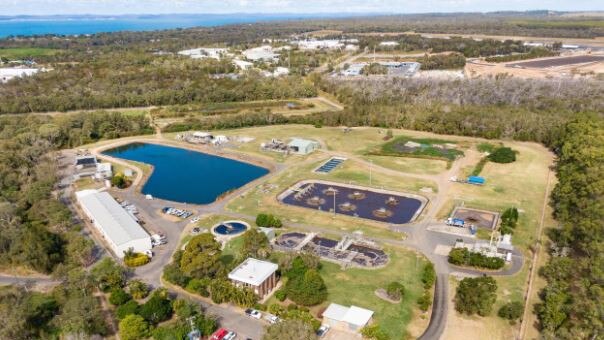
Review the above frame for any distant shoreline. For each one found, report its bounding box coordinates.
[0,13,365,38]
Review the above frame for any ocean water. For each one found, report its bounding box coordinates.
[0,13,325,38]
[103,143,269,205]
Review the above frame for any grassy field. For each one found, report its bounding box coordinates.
[167,125,456,170]
[443,277,521,340]
[363,155,449,175]
[0,47,60,59]
[439,141,553,339]
[265,246,430,338]
[318,248,429,338]
[441,141,553,250]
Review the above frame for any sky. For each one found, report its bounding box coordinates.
[1,0,602,16]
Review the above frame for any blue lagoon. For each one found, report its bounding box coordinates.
[103,143,269,204]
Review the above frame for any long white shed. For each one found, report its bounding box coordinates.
[76,190,151,258]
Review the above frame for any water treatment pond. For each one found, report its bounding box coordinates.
[103,143,269,204]
[281,181,425,224]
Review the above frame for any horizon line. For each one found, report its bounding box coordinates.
[2,9,604,18]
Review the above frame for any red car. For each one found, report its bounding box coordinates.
[210,328,229,340]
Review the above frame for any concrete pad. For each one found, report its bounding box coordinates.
[434,244,453,256]
[325,329,362,340]
[428,224,473,237]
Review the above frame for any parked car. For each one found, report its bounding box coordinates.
[317,324,330,337]
[151,234,167,247]
[265,315,280,324]
[191,216,200,224]
[245,308,262,319]
[144,250,153,258]
[210,328,229,340]
[224,331,237,340]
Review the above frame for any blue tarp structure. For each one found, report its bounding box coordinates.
[467,176,485,185]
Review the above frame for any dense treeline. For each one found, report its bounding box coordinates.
[485,47,558,63]
[360,35,538,58]
[419,53,466,70]
[0,55,316,114]
[163,76,603,147]
[0,112,152,273]
[536,117,603,339]
[0,111,150,339]
[318,77,602,145]
[448,248,505,270]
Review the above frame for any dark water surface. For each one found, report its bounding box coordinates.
[104,143,268,204]
[281,182,423,224]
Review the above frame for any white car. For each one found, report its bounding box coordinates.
[224,331,237,340]
[144,250,153,258]
[317,324,330,337]
[190,216,200,224]
[245,308,262,319]
[265,315,280,324]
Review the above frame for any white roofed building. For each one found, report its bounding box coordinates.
[95,162,113,179]
[322,303,374,332]
[242,45,279,62]
[228,258,278,297]
[233,59,254,70]
[178,47,229,60]
[76,190,151,258]
[288,138,320,155]
[0,67,40,83]
[293,40,344,50]
[379,41,399,47]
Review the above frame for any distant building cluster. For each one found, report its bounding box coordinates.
[177,47,230,60]
[340,61,421,77]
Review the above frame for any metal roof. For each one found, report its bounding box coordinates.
[323,303,374,327]
[76,190,149,247]
[228,258,278,286]
[288,138,318,148]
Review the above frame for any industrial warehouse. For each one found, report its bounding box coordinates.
[76,190,152,258]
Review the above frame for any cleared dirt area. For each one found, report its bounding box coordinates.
[442,277,519,340]
[466,54,604,78]
[507,54,604,68]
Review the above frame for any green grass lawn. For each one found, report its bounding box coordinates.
[317,248,429,338]
[220,235,245,267]
[363,155,448,175]
[0,47,60,59]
